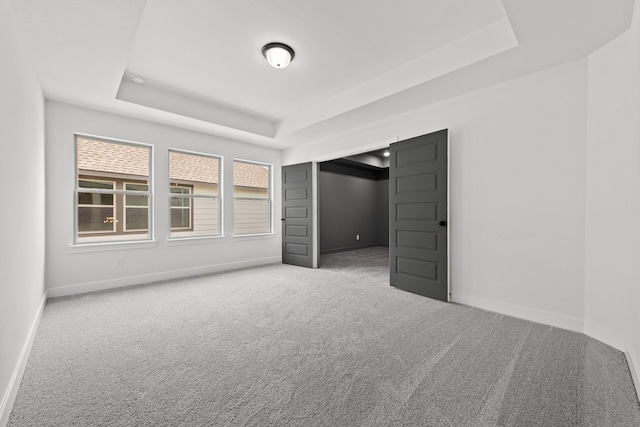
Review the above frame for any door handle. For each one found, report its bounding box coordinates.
[438,220,447,227]
[281,218,285,221]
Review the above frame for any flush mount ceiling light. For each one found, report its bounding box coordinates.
[383,150,390,157]
[262,42,295,68]
[131,74,145,84]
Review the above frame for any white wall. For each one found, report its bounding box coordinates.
[285,59,589,331]
[3,1,638,417]
[45,102,282,296]
[285,31,640,394]
[0,0,46,424]
[585,2,640,389]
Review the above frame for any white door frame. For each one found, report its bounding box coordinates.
[307,137,399,269]
[303,134,450,300]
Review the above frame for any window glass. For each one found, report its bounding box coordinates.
[233,160,271,235]
[124,183,149,231]
[169,151,220,238]
[79,179,114,190]
[75,136,151,243]
[170,185,192,229]
[171,206,191,229]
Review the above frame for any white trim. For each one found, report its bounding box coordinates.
[123,181,150,232]
[69,240,158,253]
[231,233,275,241]
[77,188,148,196]
[219,155,224,237]
[583,320,627,352]
[149,140,155,242]
[74,134,154,244]
[232,159,273,236]
[312,161,318,268]
[77,178,117,234]
[169,184,193,230]
[307,140,392,271]
[453,293,640,399]
[166,236,226,246]
[307,137,396,163]
[233,158,273,169]
[446,131,451,302]
[452,293,584,333]
[74,132,154,149]
[625,336,640,400]
[47,256,282,298]
[0,293,47,427]
[168,147,223,160]
[168,148,223,236]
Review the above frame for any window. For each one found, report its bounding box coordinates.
[233,160,271,235]
[77,179,116,233]
[169,150,220,238]
[124,183,149,232]
[75,136,152,244]
[170,186,192,230]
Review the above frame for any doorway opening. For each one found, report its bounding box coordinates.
[318,147,390,269]
[282,129,448,301]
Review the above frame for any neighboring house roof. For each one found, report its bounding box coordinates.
[233,161,269,189]
[77,137,149,177]
[77,137,268,188]
[169,151,218,184]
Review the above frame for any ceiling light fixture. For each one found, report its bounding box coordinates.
[262,42,295,68]
[131,74,145,84]
[383,150,390,157]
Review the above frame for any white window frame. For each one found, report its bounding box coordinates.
[124,182,150,232]
[168,149,223,239]
[77,178,117,234]
[169,185,193,231]
[232,159,273,236]
[74,133,154,245]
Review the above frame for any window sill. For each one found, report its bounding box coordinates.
[69,240,158,253]
[166,236,226,246]
[232,233,276,241]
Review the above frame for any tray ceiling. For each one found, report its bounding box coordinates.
[9,0,636,148]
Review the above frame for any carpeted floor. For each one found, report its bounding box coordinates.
[8,246,640,426]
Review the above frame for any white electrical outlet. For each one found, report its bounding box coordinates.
[115,257,124,268]
[356,234,360,240]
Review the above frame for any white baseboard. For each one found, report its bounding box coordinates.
[452,294,584,334]
[626,336,640,400]
[47,256,282,298]
[451,294,639,399]
[3,282,638,421]
[583,320,627,352]
[0,292,47,427]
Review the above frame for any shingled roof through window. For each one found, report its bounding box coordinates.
[233,161,269,189]
[77,137,269,189]
[169,151,218,184]
[77,137,149,177]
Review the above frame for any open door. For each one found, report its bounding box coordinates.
[282,162,313,268]
[389,130,448,301]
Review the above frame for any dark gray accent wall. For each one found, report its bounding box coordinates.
[377,175,389,246]
[319,162,389,255]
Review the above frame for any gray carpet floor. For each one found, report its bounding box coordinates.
[8,246,640,426]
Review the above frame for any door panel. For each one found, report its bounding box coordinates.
[282,162,313,268]
[390,130,448,301]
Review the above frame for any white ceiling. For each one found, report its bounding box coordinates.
[9,0,636,149]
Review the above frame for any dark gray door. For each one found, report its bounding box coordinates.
[389,130,448,301]
[282,162,313,268]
